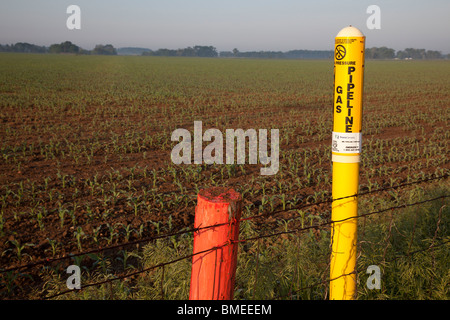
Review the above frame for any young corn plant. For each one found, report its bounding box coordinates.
[3,239,35,261]
[74,227,85,251]
[104,223,119,245]
[127,194,141,217]
[57,202,68,228]
[45,238,60,257]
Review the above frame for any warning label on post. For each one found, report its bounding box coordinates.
[332,132,362,154]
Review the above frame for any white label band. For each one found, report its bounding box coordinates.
[331,132,362,154]
[332,154,360,163]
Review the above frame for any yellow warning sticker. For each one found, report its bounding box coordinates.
[332,35,365,160]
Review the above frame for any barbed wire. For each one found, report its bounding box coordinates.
[1,173,447,275]
[41,193,448,299]
[1,173,448,275]
[274,237,450,300]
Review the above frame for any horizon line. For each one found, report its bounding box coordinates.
[1,41,449,55]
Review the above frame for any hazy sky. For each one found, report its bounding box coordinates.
[1,0,449,53]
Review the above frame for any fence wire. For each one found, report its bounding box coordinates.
[42,193,448,300]
[0,173,448,299]
[2,173,447,274]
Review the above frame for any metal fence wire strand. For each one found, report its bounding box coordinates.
[0,174,448,299]
[1,173,447,274]
[40,193,448,299]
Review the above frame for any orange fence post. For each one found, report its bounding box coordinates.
[189,187,242,300]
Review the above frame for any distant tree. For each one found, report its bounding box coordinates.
[396,49,409,59]
[366,47,395,59]
[179,46,196,57]
[425,50,442,59]
[396,50,407,59]
[48,44,60,53]
[0,42,47,53]
[92,44,117,55]
[155,48,177,56]
[49,41,80,54]
[398,48,426,59]
[232,48,239,56]
[395,48,442,59]
[193,46,218,57]
[141,45,217,58]
[219,51,234,58]
[61,41,79,53]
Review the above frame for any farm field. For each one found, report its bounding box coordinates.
[0,53,449,299]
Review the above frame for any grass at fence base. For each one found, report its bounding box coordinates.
[39,183,449,300]
[357,184,449,300]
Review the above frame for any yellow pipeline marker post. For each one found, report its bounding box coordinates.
[330,26,365,300]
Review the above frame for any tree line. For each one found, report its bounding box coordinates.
[1,42,448,59]
[219,49,334,59]
[0,41,117,55]
[143,46,448,59]
[365,47,445,59]
[222,47,448,59]
[142,46,218,57]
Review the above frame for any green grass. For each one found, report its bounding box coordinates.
[40,182,449,300]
